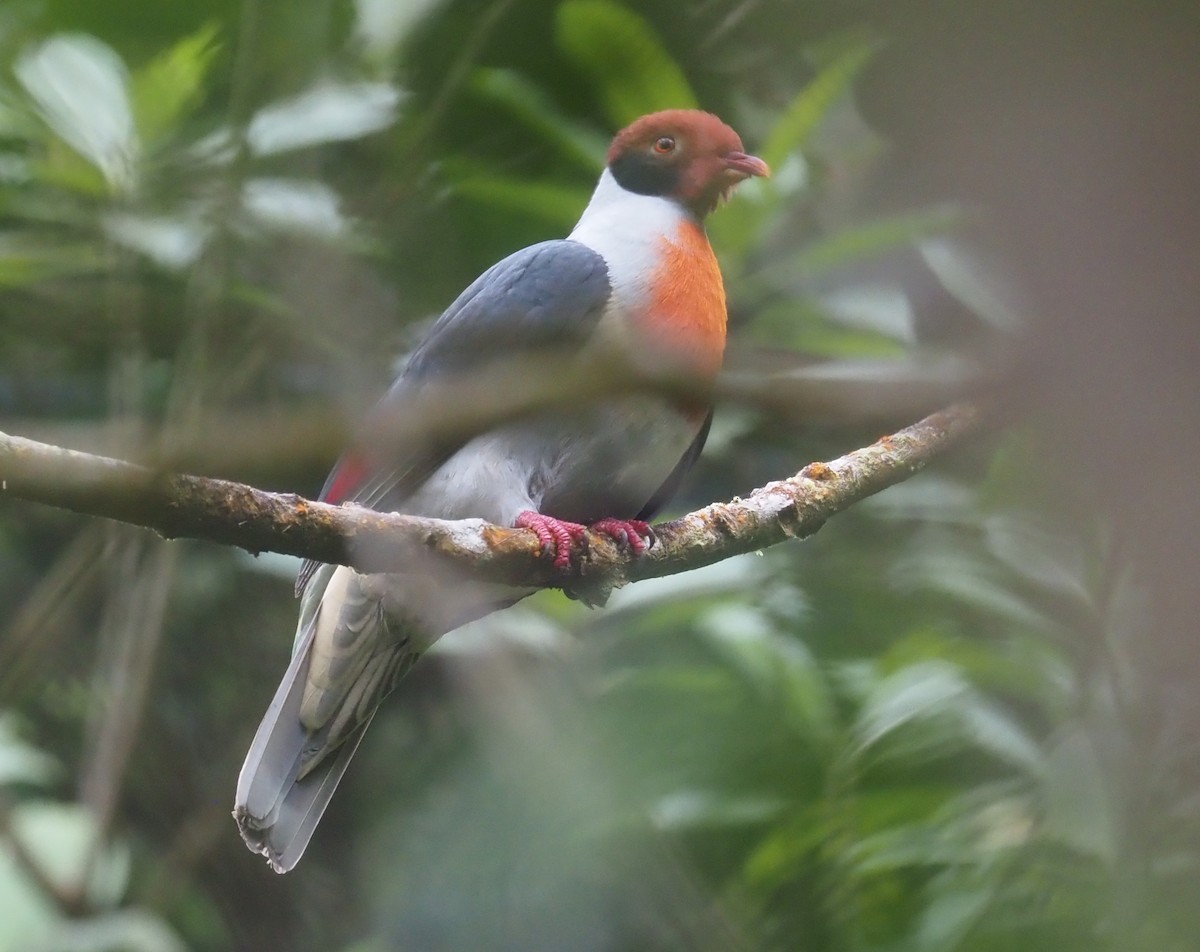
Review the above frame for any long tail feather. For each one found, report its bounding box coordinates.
[233,567,420,872]
[235,563,516,871]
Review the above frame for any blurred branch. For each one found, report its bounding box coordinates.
[2,348,978,480]
[0,404,981,599]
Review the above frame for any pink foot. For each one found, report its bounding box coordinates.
[515,511,587,569]
[590,518,655,556]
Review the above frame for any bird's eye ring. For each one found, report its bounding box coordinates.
[653,136,676,154]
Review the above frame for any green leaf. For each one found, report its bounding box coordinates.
[854,660,1043,774]
[699,607,838,745]
[756,206,963,287]
[15,34,138,193]
[854,661,972,754]
[741,803,830,894]
[0,715,57,787]
[0,234,107,285]
[917,885,996,951]
[760,39,873,171]
[469,68,607,173]
[1041,726,1118,866]
[747,300,909,357]
[130,23,220,145]
[447,165,590,228]
[556,0,697,127]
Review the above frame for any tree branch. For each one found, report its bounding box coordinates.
[0,404,981,597]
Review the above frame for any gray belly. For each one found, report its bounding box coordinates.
[531,398,698,522]
[402,397,699,527]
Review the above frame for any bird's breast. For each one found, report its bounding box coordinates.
[636,219,727,381]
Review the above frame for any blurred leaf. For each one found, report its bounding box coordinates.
[0,715,57,787]
[892,545,1060,634]
[6,802,130,910]
[240,177,346,237]
[0,93,43,141]
[920,237,1026,329]
[0,235,107,285]
[130,23,220,145]
[0,843,56,952]
[741,803,829,894]
[865,476,979,524]
[916,884,995,951]
[447,163,590,228]
[353,0,444,63]
[469,68,606,173]
[15,34,138,192]
[760,40,873,171]
[854,660,1042,773]
[31,910,187,952]
[103,211,212,268]
[556,0,697,126]
[820,285,916,344]
[699,606,838,745]
[28,141,110,196]
[747,300,909,357]
[756,206,963,288]
[246,82,403,156]
[854,661,971,754]
[958,697,1043,774]
[982,514,1095,612]
[650,789,787,831]
[1041,726,1118,866]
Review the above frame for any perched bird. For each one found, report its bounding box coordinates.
[234,109,769,871]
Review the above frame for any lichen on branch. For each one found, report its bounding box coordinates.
[0,404,980,596]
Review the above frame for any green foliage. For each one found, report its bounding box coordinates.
[130,24,220,146]
[0,726,183,951]
[0,2,1193,951]
[555,0,698,125]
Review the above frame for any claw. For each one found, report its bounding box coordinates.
[590,518,655,555]
[515,511,587,569]
[515,513,656,568]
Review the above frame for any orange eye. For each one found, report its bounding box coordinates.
[653,136,676,154]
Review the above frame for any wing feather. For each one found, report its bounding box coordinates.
[295,239,612,594]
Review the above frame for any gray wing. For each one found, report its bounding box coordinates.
[402,239,611,379]
[295,239,612,594]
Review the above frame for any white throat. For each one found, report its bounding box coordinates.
[568,169,688,300]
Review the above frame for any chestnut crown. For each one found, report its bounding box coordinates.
[606,110,769,217]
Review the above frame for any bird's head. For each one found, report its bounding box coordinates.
[606,110,769,218]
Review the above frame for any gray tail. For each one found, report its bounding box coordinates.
[233,620,372,873]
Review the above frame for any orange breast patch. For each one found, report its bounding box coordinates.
[643,220,727,381]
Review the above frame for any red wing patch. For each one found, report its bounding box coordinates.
[322,453,369,505]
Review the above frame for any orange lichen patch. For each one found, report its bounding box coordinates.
[643,219,727,380]
[480,524,550,563]
[800,461,836,481]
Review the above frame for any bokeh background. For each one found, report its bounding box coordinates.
[1,0,1198,949]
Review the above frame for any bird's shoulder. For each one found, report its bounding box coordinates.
[403,239,612,378]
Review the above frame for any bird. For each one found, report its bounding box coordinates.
[233,109,769,872]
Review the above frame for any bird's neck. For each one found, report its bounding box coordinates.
[570,170,727,382]
[569,169,690,265]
